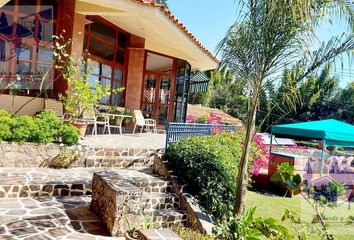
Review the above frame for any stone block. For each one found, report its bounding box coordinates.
[90,171,144,237]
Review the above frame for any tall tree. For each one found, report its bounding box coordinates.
[218,0,354,216]
[156,0,168,8]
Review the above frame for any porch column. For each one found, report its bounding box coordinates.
[53,0,85,98]
[125,35,145,110]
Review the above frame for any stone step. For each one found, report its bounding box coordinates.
[83,147,158,158]
[149,209,188,228]
[129,177,172,193]
[85,156,154,169]
[0,168,171,198]
[0,196,115,239]
[142,192,180,211]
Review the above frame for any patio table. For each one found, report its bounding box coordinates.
[98,113,133,135]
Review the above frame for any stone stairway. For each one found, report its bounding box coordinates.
[0,148,187,239]
[83,147,156,169]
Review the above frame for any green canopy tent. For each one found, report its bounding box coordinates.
[271,119,354,176]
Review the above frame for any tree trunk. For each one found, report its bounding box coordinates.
[233,93,258,216]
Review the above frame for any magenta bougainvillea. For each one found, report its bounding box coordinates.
[206,112,223,134]
[250,134,269,176]
[186,114,196,123]
[186,113,269,176]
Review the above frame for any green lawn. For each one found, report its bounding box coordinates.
[245,191,353,240]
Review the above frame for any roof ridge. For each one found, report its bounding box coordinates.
[128,0,220,64]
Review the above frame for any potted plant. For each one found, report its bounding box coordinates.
[53,34,122,136]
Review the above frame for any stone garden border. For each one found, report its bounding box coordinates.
[152,153,215,235]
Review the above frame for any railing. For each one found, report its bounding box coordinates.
[165,122,237,148]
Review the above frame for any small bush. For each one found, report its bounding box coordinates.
[30,110,62,144]
[0,109,79,145]
[177,227,215,240]
[166,131,263,219]
[0,110,14,141]
[196,114,209,123]
[60,124,80,145]
[213,207,291,240]
[166,132,241,218]
[12,115,37,143]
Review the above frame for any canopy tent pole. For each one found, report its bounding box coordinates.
[320,139,325,177]
[269,133,273,154]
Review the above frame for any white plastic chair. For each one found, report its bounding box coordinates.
[83,111,110,135]
[133,110,157,134]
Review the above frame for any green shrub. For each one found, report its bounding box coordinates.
[166,131,263,219]
[12,115,37,143]
[213,207,291,240]
[0,109,79,145]
[30,110,62,144]
[60,124,80,145]
[166,132,245,218]
[0,110,14,142]
[196,114,209,123]
[177,227,215,240]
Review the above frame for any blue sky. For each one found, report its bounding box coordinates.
[169,0,353,88]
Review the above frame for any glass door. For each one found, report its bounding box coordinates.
[142,74,173,124]
[142,74,157,119]
[157,76,172,124]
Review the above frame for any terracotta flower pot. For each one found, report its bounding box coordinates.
[69,121,87,137]
[125,232,137,240]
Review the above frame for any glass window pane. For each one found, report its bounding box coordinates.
[90,18,116,44]
[101,64,112,78]
[89,60,100,75]
[0,41,11,72]
[142,104,154,118]
[114,68,123,81]
[37,47,52,62]
[35,63,52,80]
[112,80,122,90]
[18,45,32,61]
[158,106,169,124]
[88,37,114,61]
[88,74,99,88]
[14,61,31,74]
[112,93,122,106]
[115,50,125,65]
[159,76,171,104]
[143,75,156,103]
[101,77,111,104]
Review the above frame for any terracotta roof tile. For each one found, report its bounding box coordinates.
[128,0,220,65]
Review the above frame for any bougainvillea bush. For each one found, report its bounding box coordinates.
[165,130,265,219]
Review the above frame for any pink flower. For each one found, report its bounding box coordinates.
[186,114,196,123]
[253,168,260,176]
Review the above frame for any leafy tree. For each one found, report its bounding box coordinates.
[218,0,354,216]
[156,0,168,8]
[329,81,354,123]
[267,64,340,129]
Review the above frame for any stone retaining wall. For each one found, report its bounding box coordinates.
[152,153,215,235]
[0,141,61,167]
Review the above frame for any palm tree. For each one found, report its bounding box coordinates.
[218,0,354,217]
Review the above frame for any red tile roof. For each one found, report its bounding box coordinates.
[129,0,220,65]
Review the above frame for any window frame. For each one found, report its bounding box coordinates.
[84,15,130,106]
